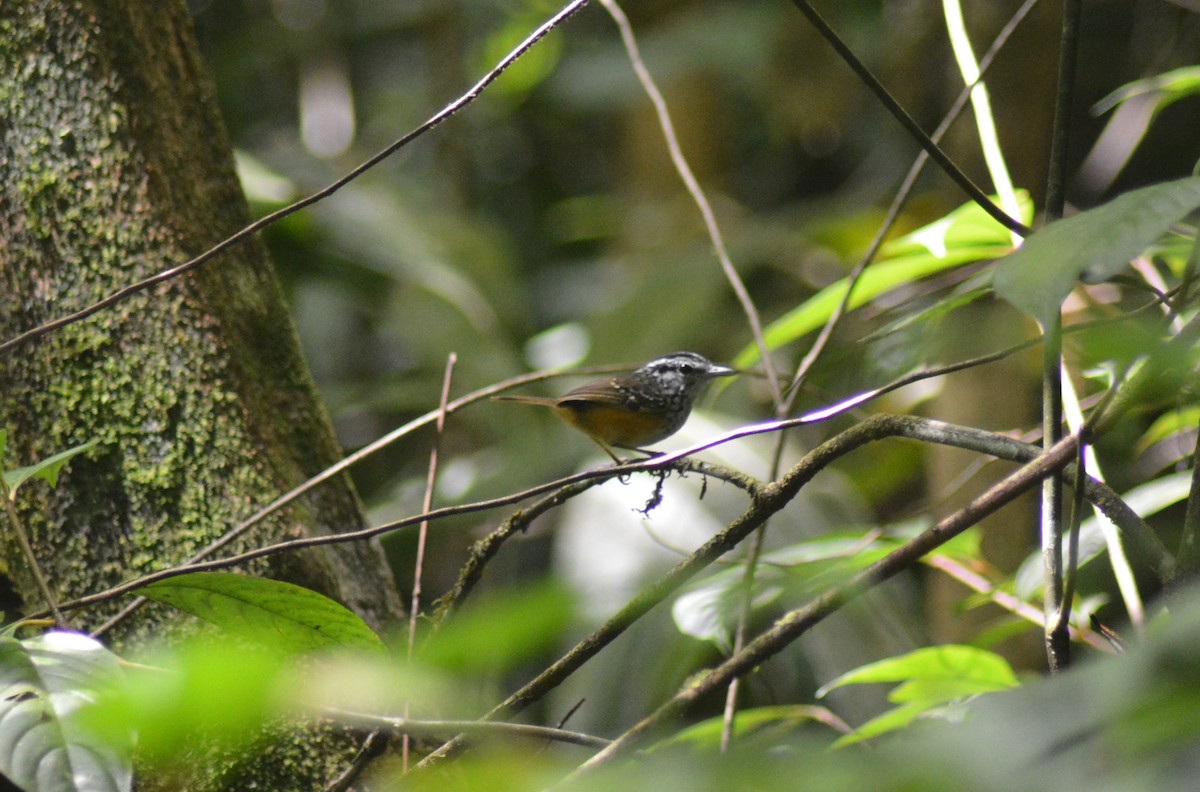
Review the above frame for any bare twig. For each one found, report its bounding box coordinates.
[403,352,457,771]
[597,0,781,402]
[0,0,591,355]
[1,495,68,627]
[783,0,1031,236]
[1040,0,1082,674]
[326,709,610,750]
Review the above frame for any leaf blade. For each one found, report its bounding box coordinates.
[138,572,383,654]
[993,175,1200,323]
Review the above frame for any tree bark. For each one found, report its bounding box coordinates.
[0,0,403,785]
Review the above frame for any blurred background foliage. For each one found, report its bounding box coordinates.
[187,0,1200,736]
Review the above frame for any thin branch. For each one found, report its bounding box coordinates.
[325,709,610,750]
[1052,442,1088,640]
[432,479,604,624]
[0,0,591,355]
[2,495,68,627]
[784,0,1031,236]
[404,352,456,771]
[922,553,1111,652]
[1039,0,1082,675]
[324,731,388,792]
[409,352,457,634]
[597,0,782,402]
[1041,315,1067,672]
[562,432,1081,781]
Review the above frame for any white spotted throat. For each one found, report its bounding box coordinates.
[493,351,737,462]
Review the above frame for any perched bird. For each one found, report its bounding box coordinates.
[494,351,736,462]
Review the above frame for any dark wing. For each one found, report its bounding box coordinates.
[557,377,634,408]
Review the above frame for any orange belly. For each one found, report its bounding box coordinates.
[553,403,668,449]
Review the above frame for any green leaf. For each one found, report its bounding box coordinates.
[137,572,383,654]
[3,439,98,500]
[819,645,1018,746]
[1093,66,1200,118]
[0,631,132,792]
[818,645,1017,695]
[993,176,1200,324]
[1138,406,1200,452]
[735,194,1031,369]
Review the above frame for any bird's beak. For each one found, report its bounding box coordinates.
[708,364,738,378]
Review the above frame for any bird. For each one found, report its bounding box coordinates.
[493,351,737,462]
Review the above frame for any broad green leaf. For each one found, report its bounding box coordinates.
[3,439,98,500]
[818,645,1018,696]
[993,176,1200,324]
[0,631,132,792]
[1093,66,1200,118]
[137,572,383,654]
[736,194,1031,369]
[1138,406,1200,452]
[820,645,1017,746]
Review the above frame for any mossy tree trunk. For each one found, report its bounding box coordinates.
[0,0,403,784]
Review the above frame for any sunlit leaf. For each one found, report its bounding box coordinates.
[3,439,98,500]
[736,194,1031,369]
[0,631,131,792]
[818,645,1017,746]
[137,572,383,654]
[1137,406,1200,452]
[993,176,1200,324]
[1093,66,1200,117]
[818,645,1018,695]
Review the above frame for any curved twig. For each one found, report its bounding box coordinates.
[0,0,591,355]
